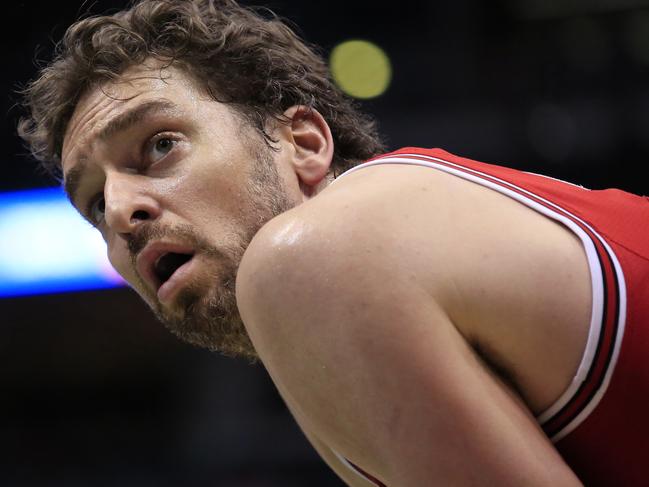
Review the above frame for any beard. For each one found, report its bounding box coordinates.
[127,143,294,361]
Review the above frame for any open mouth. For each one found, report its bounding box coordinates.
[135,242,198,301]
[153,252,194,286]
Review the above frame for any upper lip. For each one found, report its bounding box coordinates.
[135,241,195,292]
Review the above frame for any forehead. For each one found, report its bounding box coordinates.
[61,62,204,173]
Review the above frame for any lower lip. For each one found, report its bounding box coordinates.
[157,257,197,305]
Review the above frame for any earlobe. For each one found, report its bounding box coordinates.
[283,105,334,190]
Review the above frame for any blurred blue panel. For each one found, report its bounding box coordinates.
[0,187,125,297]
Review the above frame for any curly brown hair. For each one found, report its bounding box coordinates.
[18,0,385,178]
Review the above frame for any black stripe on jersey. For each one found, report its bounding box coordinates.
[542,236,620,439]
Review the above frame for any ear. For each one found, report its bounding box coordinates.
[282,105,334,195]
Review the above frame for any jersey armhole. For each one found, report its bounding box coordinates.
[339,152,627,443]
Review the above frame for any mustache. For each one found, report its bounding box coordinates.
[127,223,216,264]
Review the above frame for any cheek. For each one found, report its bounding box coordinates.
[107,241,136,284]
[181,165,251,218]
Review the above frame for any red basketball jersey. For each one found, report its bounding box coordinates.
[334,147,649,486]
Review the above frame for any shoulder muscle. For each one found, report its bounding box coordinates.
[235,183,581,486]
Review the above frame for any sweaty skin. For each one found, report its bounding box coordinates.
[237,164,591,485]
[62,60,590,485]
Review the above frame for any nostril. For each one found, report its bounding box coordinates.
[131,210,150,223]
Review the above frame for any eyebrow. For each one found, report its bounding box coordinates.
[98,99,177,142]
[64,99,178,208]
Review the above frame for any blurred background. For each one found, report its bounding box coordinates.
[3,0,649,485]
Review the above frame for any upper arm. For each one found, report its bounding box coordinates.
[236,190,582,486]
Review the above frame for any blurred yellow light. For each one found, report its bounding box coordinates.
[330,40,392,99]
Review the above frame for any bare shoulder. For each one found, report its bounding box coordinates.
[235,164,451,345]
[236,163,474,299]
[235,166,430,357]
[238,162,592,412]
[235,163,588,485]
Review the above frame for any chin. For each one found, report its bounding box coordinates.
[154,274,258,361]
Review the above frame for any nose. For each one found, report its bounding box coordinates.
[103,173,161,237]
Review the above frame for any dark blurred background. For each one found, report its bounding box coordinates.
[3,0,649,486]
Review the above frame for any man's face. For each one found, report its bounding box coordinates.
[61,62,297,359]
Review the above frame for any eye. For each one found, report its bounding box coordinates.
[88,195,106,225]
[146,135,176,164]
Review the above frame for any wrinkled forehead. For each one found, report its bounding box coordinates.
[61,62,201,171]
